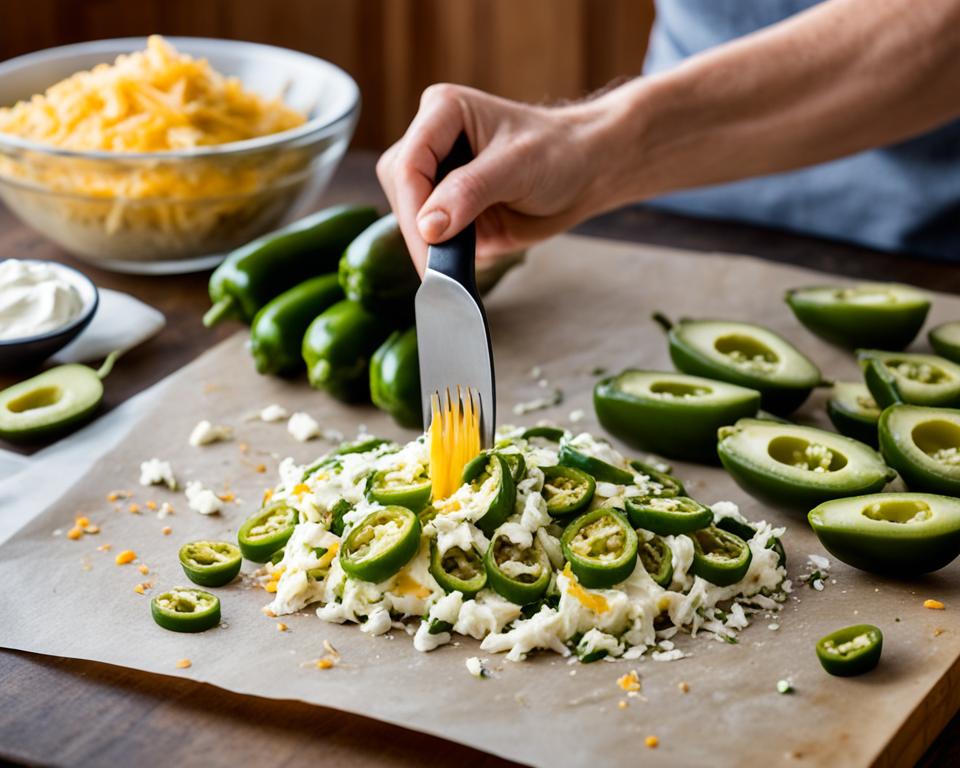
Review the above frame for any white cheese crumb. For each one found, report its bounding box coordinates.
[139,459,177,490]
[776,679,794,694]
[260,404,289,422]
[157,502,174,520]
[184,481,223,516]
[568,409,585,423]
[465,656,487,678]
[288,412,320,442]
[651,649,687,662]
[188,420,233,447]
[808,554,830,570]
[768,623,780,631]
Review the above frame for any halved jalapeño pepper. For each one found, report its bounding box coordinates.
[816,624,883,677]
[638,534,674,587]
[237,502,297,563]
[339,506,421,583]
[151,587,221,633]
[541,465,595,518]
[626,496,713,536]
[929,321,960,364]
[689,525,752,586]
[629,460,685,498]
[561,508,638,588]
[879,404,960,496]
[522,426,566,442]
[367,469,432,511]
[178,541,243,587]
[430,539,487,598]
[785,283,929,350]
[461,453,517,535]
[715,515,786,568]
[827,381,881,448]
[559,439,633,484]
[858,350,960,408]
[484,530,550,604]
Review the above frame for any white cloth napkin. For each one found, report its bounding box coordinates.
[52,287,165,364]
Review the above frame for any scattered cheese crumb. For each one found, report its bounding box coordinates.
[189,420,233,447]
[139,458,177,490]
[277,622,288,632]
[678,681,690,694]
[84,523,100,534]
[75,515,90,527]
[175,658,192,669]
[218,491,236,503]
[924,599,945,610]
[161,526,172,536]
[934,627,945,637]
[115,550,136,565]
[128,503,141,514]
[157,502,174,519]
[133,583,146,595]
[259,404,289,422]
[617,670,641,693]
[138,564,150,575]
[645,736,659,749]
[255,463,267,473]
[98,543,112,552]
[617,700,628,710]
[288,412,320,442]
[184,481,223,516]
[465,656,487,679]
[776,679,794,695]
[316,657,334,670]
[146,501,158,511]
[106,490,129,502]
[66,527,83,541]
[568,409,585,423]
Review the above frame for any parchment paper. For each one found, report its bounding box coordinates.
[2,235,959,768]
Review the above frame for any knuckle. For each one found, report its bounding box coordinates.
[420,82,460,107]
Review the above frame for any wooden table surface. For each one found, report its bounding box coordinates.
[1,151,958,767]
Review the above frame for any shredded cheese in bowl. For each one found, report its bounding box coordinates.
[0,36,357,271]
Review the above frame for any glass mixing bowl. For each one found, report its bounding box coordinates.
[0,37,360,274]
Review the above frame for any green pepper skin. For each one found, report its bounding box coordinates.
[558,442,633,484]
[338,214,419,315]
[370,327,422,429]
[879,405,960,496]
[541,465,595,518]
[808,492,960,575]
[816,624,883,677]
[484,531,551,605]
[249,274,343,376]
[462,453,517,535]
[561,508,638,588]
[717,419,895,512]
[302,299,395,402]
[522,426,567,442]
[366,469,432,511]
[929,322,960,364]
[178,541,243,587]
[628,460,686,498]
[238,502,298,563]
[594,370,761,463]
[785,284,929,350]
[862,358,904,409]
[715,516,786,568]
[151,588,221,633]
[430,540,487,598]
[340,506,421,584]
[689,525,752,586]
[858,350,960,408]
[204,205,379,327]
[827,382,881,448]
[638,535,674,587]
[625,496,713,536]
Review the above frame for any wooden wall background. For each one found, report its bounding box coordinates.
[0,0,655,149]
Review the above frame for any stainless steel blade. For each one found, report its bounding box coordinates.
[416,268,495,446]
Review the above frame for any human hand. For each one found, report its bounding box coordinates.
[376,84,617,274]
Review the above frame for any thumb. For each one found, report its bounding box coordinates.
[416,152,520,243]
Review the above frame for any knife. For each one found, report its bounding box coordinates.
[415,132,496,448]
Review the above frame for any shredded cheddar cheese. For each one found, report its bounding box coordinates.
[617,670,641,693]
[429,390,481,500]
[924,599,945,610]
[393,571,432,599]
[115,549,136,565]
[562,563,610,614]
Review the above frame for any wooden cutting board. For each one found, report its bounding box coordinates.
[1,235,958,768]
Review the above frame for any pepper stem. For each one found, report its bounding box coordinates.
[203,296,235,328]
[651,312,673,333]
[96,350,120,380]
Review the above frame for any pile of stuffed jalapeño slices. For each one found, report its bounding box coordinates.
[250,427,790,662]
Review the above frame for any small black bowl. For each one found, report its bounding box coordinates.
[0,260,99,370]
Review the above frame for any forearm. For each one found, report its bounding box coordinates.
[589,0,960,209]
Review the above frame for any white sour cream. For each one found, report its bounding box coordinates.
[0,259,84,340]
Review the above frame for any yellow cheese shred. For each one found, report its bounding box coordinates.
[429,390,480,500]
[562,563,610,614]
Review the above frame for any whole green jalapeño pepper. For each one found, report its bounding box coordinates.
[430,539,487,598]
[249,274,343,376]
[370,327,422,429]
[541,465,595,518]
[461,453,517,535]
[626,496,713,536]
[151,587,221,633]
[366,468,432,511]
[484,529,551,605]
[178,540,243,587]
[561,508,638,588]
[338,213,420,315]
[302,299,395,402]
[237,502,298,563]
[204,205,379,327]
[339,506,421,583]
[816,624,883,677]
[638,534,674,587]
[689,525,752,586]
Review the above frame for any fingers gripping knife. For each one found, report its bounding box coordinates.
[415,133,496,498]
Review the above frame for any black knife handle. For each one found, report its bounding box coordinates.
[427,132,478,295]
